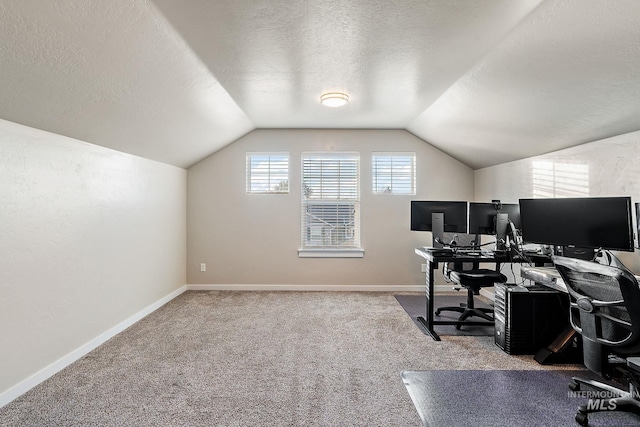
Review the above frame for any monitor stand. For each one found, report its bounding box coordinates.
[495,213,509,253]
[432,212,444,248]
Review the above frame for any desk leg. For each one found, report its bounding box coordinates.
[416,261,441,341]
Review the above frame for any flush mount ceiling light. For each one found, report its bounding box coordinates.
[320,92,349,107]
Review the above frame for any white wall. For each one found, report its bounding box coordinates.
[475,130,640,271]
[187,129,474,288]
[0,120,187,401]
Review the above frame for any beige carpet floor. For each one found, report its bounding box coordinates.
[0,291,582,426]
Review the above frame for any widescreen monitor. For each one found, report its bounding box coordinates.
[468,202,521,235]
[519,197,634,252]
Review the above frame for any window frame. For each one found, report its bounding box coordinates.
[299,152,363,258]
[372,152,416,195]
[246,152,290,194]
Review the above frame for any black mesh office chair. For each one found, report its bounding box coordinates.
[435,260,507,329]
[553,255,640,426]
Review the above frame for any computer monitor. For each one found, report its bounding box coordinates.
[468,202,521,235]
[519,197,634,253]
[468,202,521,251]
[410,201,468,247]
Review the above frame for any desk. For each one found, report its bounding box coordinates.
[521,264,640,292]
[414,247,509,341]
[520,265,567,293]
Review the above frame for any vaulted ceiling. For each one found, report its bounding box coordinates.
[1,1,639,169]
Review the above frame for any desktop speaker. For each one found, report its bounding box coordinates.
[494,283,569,355]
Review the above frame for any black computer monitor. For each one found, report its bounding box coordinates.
[410,201,468,247]
[519,197,634,253]
[468,202,521,235]
[468,202,521,251]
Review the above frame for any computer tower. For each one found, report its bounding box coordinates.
[494,283,569,355]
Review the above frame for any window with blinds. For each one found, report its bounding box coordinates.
[372,152,416,195]
[301,153,361,251]
[246,153,289,194]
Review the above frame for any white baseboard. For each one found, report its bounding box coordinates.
[187,284,424,292]
[434,285,459,293]
[434,285,496,300]
[186,284,472,293]
[480,287,495,301]
[0,285,187,409]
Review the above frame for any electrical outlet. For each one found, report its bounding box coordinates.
[200,263,206,272]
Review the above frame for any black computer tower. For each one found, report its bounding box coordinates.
[494,283,569,355]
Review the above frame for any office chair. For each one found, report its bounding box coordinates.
[553,255,640,426]
[435,260,507,329]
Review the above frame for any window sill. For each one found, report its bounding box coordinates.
[298,248,365,258]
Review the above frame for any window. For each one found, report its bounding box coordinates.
[372,152,416,195]
[246,153,289,194]
[300,153,362,256]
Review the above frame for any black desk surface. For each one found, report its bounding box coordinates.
[417,246,495,258]
[414,246,522,263]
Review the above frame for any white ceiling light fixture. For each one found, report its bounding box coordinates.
[320,92,349,107]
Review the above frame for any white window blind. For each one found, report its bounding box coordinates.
[301,153,360,250]
[372,152,416,195]
[246,153,289,194]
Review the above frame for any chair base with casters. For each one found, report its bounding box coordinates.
[435,268,506,330]
[568,356,640,425]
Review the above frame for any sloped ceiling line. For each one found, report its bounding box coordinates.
[0,1,638,170]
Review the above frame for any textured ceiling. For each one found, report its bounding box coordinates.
[0,0,639,169]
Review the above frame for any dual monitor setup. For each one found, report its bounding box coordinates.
[410,200,519,252]
[411,196,636,257]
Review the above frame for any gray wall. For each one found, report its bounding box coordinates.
[0,120,187,399]
[187,129,474,288]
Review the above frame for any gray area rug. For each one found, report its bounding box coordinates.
[395,294,495,336]
[402,369,640,427]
